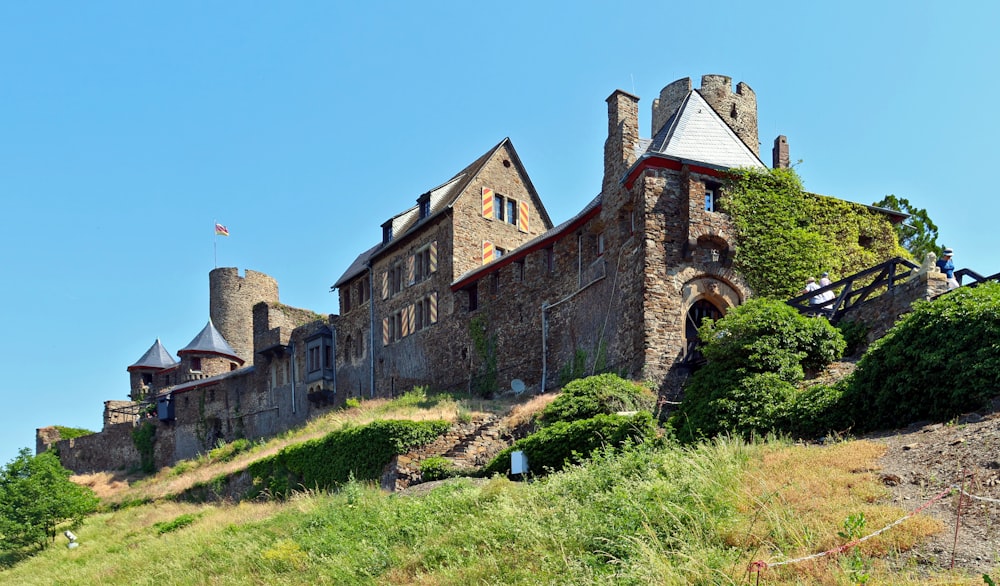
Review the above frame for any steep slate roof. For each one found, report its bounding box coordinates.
[644,90,766,170]
[127,338,178,372]
[332,138,553,290]
[178,319,242,362]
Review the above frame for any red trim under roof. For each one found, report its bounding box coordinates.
[451,202,603,291]
[623,156,724,190]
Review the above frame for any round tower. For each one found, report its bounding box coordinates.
[697,74,758,156]
[209,268,279,365]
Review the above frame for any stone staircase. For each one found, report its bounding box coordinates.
[380,414,512,492]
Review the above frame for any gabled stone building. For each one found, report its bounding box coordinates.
[42,74,908,473]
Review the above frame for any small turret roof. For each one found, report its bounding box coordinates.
[127,338,178,372]
[178,320,242,363]
[645,90,766,170]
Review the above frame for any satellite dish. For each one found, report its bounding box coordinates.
[511,379,525,394]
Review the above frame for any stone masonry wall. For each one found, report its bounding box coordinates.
[840,268,951,348]
[56,422,142,473]
[450,141,551,281]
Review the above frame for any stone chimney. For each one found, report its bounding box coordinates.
[603,89,640,194]
[772,135,789,169]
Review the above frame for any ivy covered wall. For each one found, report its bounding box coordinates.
[723,168,905,299]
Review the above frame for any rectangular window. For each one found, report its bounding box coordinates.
[191,357,202,372]
[506,199,517,225]
[545,246,555,273]
[495,247,506,259]
[705,190,715,212]
[382,224,393,243]
[494,194,504,221]
[342,288,351,313]
[359,278,370,304]
[491,272,500,293]
[419,198,431,219]
[308,346,321,372]
[514,259,525,282]
[467,285,478,311]
[597,232,606,256]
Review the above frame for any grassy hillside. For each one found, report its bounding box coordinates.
[0,388,987,584]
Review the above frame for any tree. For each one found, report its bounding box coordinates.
[0,448,99,551]
[871,194,939,262]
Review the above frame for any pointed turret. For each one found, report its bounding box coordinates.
[179,319,242,363]
[127,339,178,372]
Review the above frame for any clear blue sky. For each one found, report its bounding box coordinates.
[2,2,997,465]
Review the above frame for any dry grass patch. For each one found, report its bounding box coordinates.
[729,440,942,583]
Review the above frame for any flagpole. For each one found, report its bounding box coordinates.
[213,219,218,268]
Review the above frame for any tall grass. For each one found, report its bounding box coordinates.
[2,435,975,585]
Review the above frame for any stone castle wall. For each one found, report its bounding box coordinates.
[210,268,279,364]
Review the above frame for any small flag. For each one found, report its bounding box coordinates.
[215,223,229,237]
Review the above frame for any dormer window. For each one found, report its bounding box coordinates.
[418,196,431,219]
[382,223,393,244]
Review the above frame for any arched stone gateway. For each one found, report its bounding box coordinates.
[680,276,743,362]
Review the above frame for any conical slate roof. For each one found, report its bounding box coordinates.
[128,338,178,372]
[178,319,242,362]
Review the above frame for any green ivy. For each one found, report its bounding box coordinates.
[469,315,497,397]
[248,419,449,497]
[724,168,904,299]
[131,421,156,474]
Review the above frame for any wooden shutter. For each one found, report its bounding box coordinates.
[429,241,438,273]
[381,272,389,299]
[429,292,438,324]
[407,304,415,336]
[407,255,415,286]
[382,317,390,346]
[482,240,494,265]
[518,200,529,233]
[482,187,494,219]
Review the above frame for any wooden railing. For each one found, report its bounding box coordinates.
[787,257,920,322]
[953,268,1000,289]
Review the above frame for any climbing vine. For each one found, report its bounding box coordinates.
[723,167,905,299]
[468,315,497,397]
[131,421,156,474]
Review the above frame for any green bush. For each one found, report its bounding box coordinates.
[248,419,449,497]
[51,426,95,441]
[209,438,252,462]
[785,382,851,437]
[419,456,456,482]
[672,298,845,441]
[541,373,655,427]
[483,412,657,476]
[153,513,198,535]
[835,319,870,357]
[842,284,1000,430]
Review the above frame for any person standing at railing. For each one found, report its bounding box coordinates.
[936,247,959,290]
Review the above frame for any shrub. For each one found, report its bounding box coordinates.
[51,426,95,441]
[541,373,655,427]
[209,438,252,462]
[248,419,449,497]
[419,456,456,482]
[785,382,851,437]
[344,398,361,409]
[483,412,657,476]
[842,283,1000,430]
[153,513,198,535]
[672,298,845,441]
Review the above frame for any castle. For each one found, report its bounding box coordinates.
[40,75,914,473]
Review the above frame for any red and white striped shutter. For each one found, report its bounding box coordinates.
[407,304,415,335]
[381,272,389,299]
[482,187,494,219]
[429,241,438,273]
[429,292,438,324]
[382,317,390,346]
[518,201,529,233]
[407,255,415,286]
[482,240,494,265]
